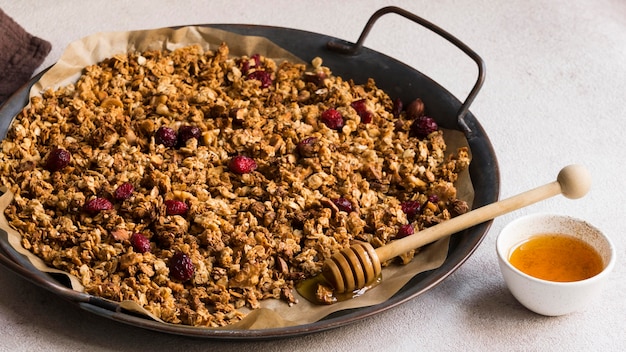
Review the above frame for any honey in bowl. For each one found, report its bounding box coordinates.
[508,233,604,282]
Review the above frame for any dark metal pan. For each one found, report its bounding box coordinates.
[0,7,499,339]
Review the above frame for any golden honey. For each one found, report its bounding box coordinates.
[509,233,604,282]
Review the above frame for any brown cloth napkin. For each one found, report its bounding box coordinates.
[0,8,51,105]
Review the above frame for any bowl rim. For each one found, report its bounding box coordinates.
[496,213,616,286]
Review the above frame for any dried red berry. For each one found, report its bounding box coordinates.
[400,200,421,221]
[113,182,134,200]
[321,109,344,130]
[360,111,373,124]
[410,115,438,138]
[155,126,178,147]
[396,224,415,239]
[130,233,151,253]
[428,194,440,204]
[250,53,262,68]
[247,70,272,88]
[240,60,251,75]
[392,98,404,118]
[84,197,113,213]
[303,71,326,86]
[228,155,257,174]
[45,147,71,172]
[296,137,319,157]
[350,99,373,124]
[333,197,353,213]
[241,54,262,74]
[169,252,194,282]
[350,99,367,115]
[165,199,189,216]
[177,125,201,146]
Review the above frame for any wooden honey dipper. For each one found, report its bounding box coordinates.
[321,164,591,293]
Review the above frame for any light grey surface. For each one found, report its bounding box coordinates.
[0,1,624,351]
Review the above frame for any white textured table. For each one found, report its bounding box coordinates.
[0,1,624,351]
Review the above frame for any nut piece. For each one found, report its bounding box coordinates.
[406,98,425,119]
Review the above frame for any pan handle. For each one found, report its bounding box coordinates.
[327,6,485,136]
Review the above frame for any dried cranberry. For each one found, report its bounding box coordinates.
[296,137,318,157]
[392,98,404,118]
[177,125,201,146]
[84,197,113,213]
[228,155,257,174]
[428,194,440,204]
[240,60,251,74]
[333,197,353,213]
[241,54,262,74]
[350,99,372,124]
[409,116,438,138]
[396,224,415,239]
[360,111,373,124]
[169,252,194,282]
[45,147,71,172]
[321,109,344,130]
[130,233,151,253]
[350,99,368,115]
[400,200,421,221]
[113,182,134,200]
[155,126,178,147]
[250,53,262,68]
[165,199,189,216]
[303,71,326,86]
[247,70,272,88]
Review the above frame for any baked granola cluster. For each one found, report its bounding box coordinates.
[0,44,469,327]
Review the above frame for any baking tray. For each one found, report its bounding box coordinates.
[0,7,499,339]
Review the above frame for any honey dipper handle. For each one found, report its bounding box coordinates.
[375,164,591,263]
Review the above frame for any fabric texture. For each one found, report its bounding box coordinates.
[0,8,51,104]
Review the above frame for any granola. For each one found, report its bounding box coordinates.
[0,44,470,327]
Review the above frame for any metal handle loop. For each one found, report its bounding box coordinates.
[327,6,486,135]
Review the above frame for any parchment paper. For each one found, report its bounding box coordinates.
[2,25,473,330]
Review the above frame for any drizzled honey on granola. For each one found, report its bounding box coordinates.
[0,44,469,327]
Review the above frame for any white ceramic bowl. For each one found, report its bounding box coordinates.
[496,213,615,316]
